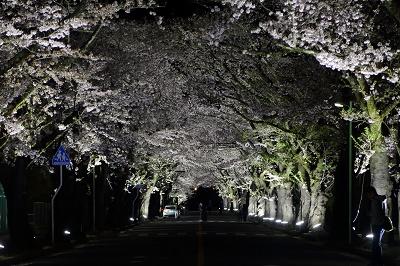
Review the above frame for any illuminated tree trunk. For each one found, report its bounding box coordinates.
[267,198,276,218]
[369,121,391,197]
[266,188,277,218]
[276,184,295,224]
[309,185,328,229]
[300,186,311,225]
[141,190,152,219]
[299,184,328,230]
[259,197,266,217]
[248,196,257,216]
[356,77,393,216]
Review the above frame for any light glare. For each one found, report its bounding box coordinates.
[296,221,304,226]
[366,234,374,239]
[312,223,321,229]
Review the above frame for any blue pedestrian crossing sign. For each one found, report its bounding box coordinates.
[52,145,71,166]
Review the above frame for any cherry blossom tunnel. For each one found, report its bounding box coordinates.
[0,0,400,265]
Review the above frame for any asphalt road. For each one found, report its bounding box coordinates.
[13,213,370,266]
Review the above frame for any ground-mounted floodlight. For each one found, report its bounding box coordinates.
[0,243,4,249]
[296,221,304,226]
[129,217,135,221]
[366,233,374,239]
[334,102,344,108]
[263,217,274,221]
[281,221,288,224]
[275,219,282,223]
[64,230,71,235]
[312,223,321,229]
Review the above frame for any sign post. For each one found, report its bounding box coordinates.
[51,145,71,244]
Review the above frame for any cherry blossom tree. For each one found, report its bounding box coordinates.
[0,0,162,166]
[221,0,400,218]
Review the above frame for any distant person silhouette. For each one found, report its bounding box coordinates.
[199,202,207,221]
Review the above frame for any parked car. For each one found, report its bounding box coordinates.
[162,205,180,218]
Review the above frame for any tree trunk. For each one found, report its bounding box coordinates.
[300,186,311,225]
[266,197,276,219]
[398,193,400,239]
[7,157,33,250]
[141,189,152,219]
[370,149,393,230]
[248,196,257,215]
[309,186,328,230]
[276,185,295,224]
[370,151,391,197]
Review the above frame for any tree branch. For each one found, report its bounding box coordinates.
[382,98,400,119]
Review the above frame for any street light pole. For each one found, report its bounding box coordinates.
[92,164,96,232]
[348,101,353,245]
[335,99,353,245]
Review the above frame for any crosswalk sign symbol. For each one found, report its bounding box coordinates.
[52,145,71,166]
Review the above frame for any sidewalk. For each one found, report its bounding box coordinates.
[305,233,400,266]
[254,217,400,266]
[0,225,136,265]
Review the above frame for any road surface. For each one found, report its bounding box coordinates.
[14,213,370,266]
